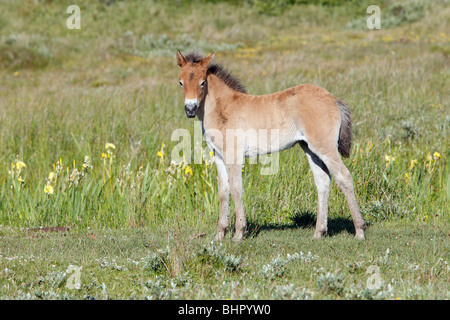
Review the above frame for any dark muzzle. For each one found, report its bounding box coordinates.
[185,102,198,118]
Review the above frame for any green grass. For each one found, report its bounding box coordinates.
[0,222,448,299]
[0,0,449,299]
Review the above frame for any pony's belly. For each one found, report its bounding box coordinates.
[245,131,303,157]
[203,124,304,161]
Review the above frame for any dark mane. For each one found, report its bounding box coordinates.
[184,51,247,94]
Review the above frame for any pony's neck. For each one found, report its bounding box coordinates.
[197,74,240,123]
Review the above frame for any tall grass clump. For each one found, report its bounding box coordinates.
[0,34,54,69]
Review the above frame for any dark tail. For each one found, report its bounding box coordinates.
[336,99,352,158]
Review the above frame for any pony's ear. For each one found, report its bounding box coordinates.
[201,51,215,68]
[176,50,187,67]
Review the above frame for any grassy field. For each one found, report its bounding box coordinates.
[0,0,449,300]
[0,222,448,300]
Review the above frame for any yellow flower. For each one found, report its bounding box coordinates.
[433,152,441,159]
[184,165,193,176]
[101,152,109,159]
[382,35,393,42]
[404,173,410,180]
[48,172,56,181]
[44,185,54,195]
[105,143,116,150]
[13,71,19,77]
[157,142,166,158]
[210,151,214,158]
[18,176,25,183]
[15,160,26,170]
[82,155,92,169]
[384,155,395,165]
[409,159,418,170]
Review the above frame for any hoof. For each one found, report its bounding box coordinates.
[312,229,327,239]
[231,234,244,243]
[355,230,365,240]
[214,232,225,242]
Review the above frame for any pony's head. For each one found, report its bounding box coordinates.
[176,50,214,118]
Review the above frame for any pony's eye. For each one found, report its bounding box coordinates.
[200,80,205,88]
[179,80,183,87]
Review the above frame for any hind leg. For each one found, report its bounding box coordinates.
[321,152,366,240]
[300,142,331,239]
